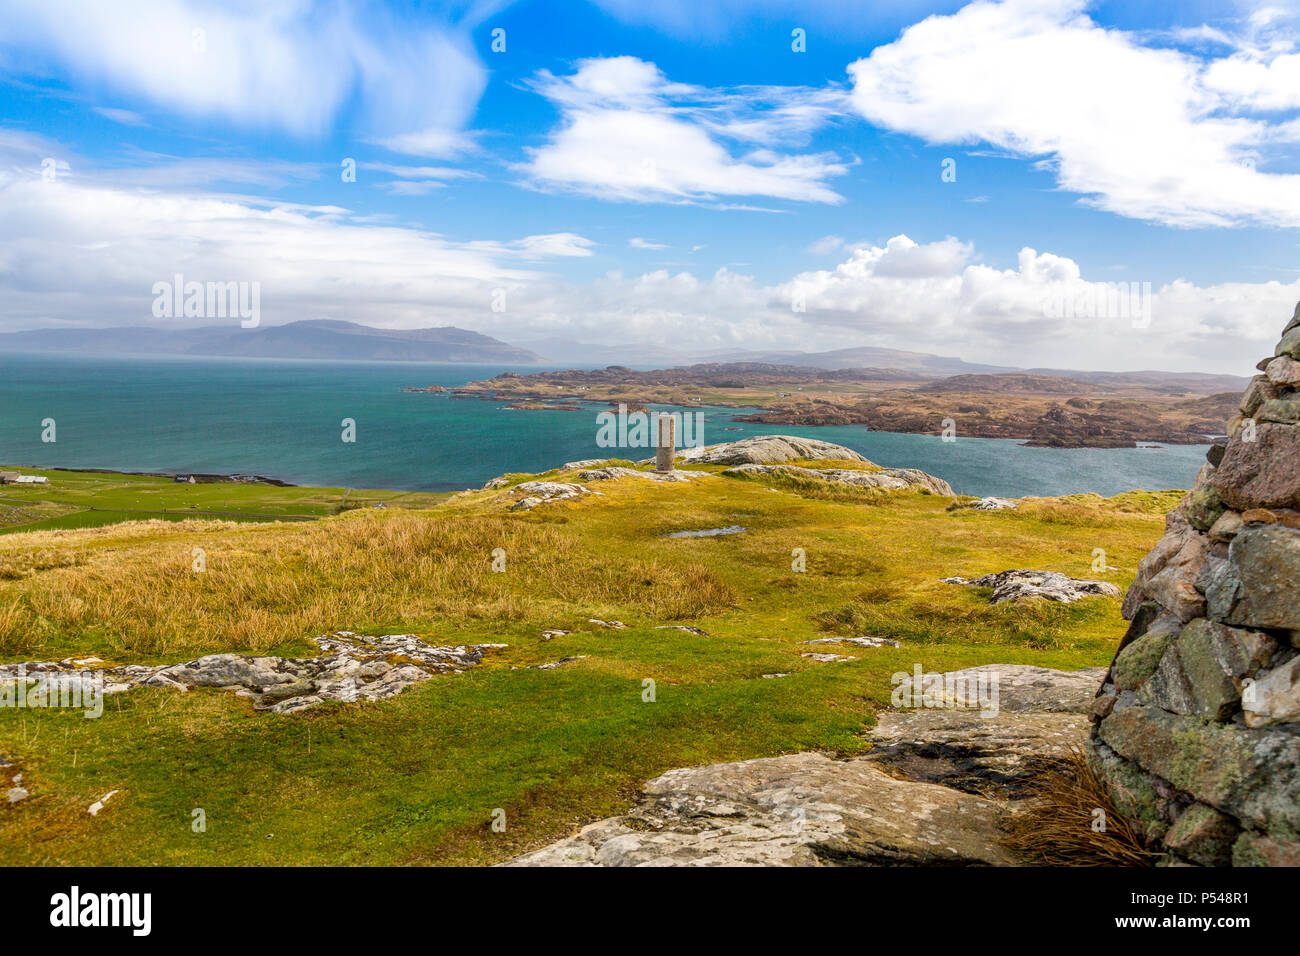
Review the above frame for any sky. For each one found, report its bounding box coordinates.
[0,0,1299,372]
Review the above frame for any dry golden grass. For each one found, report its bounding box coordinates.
[1016,490,1184,525]
[1003,747,1156,866]
[0,508,737,659]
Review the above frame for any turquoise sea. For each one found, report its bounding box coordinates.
[0,352,1208,497]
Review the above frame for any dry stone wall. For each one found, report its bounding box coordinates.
[1088,302,1300,867]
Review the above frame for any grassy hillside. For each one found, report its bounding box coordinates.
[0,461,1180,865]
[0,467,450,535]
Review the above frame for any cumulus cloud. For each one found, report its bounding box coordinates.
[0,139,584,332]
[0,133,1293,374]
[0,0,487,156]
[510,233,1298,373]
[846,0,1300,227]
[521,57,849,205]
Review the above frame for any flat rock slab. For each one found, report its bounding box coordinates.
[863,665,1103,797]
[505,752,1012,867]
[865,710,1091,797]
[938,664,1107,713]
[505,663,1102,865]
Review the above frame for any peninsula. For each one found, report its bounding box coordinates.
[447,363,1244,448]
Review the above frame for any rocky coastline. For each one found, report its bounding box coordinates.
[435,365,1235,449]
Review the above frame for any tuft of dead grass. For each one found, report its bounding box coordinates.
[0,507,737,660]
[1003,746,1156,866]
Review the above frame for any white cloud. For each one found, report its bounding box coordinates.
[361,163,477,181]
[98,156,322,189]
[361,162,479,195]
[1205,51,1300,111]
[0,134,1293,374]
[378,179,449,196]
[0,0,487,154]
[92,106,146,126]
[507,234,1298,373]
[371,129,480,160]
[846,0,1300,228]
[0,140,588,331]
[496,233,596,259]
[521,57,849,205]
[586,0,961,38]
[806,235,843,254]
[629,237,668,249]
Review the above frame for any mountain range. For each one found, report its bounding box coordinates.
[0,320,1250,389]
[0,320,546,365]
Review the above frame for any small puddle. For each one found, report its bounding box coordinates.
[663,525,747,538]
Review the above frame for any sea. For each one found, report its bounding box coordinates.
[0,352,1208,497]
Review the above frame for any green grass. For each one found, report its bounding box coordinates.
[0,465,1175,865]
[0,467,451,535]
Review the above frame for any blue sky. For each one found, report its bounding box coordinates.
[1,0,1299,371]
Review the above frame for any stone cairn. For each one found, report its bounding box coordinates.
[1088,301,1300,866]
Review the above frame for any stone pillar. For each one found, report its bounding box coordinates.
[655,414,676,473]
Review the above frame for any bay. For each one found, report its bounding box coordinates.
[0,352,1206,496]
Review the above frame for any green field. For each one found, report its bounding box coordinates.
[0,467,451,534]
[0,460,1177,865]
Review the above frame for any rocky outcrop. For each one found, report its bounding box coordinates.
[723,463,953,496]
[674,435,868,466]
[865,665,1106,797]
[973,497,1019,510]
[802,636,901,649]
[508,480,599,510]
[943,570,1121,604]
[504,752,1013,867]
[948,496,1019,511]
[0,632,506,714]
[506,663,1099,866]
[1089,302,1300,867]
[575,467,701,483]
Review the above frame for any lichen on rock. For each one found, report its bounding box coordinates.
[1089,300,1300,866]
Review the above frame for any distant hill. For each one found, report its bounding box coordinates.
[693,347,1250,389]
[0,320,546,365]
[706,345,1016,376]
[1023,367,1251,393]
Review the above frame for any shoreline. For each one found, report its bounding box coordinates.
[444,365,1236,450]
[436,387,1216,450]
[2,465,297,487]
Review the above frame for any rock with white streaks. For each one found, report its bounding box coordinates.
[943,569,1121,604]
